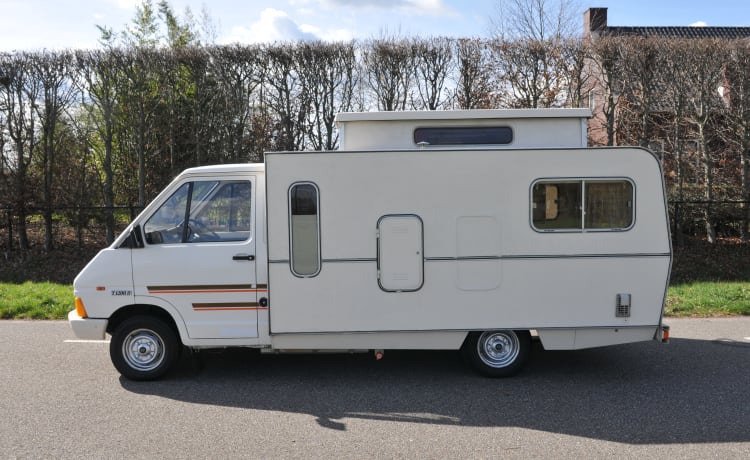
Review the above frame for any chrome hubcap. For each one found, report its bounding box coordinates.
[123,329,165,371]
[477,331,520,368]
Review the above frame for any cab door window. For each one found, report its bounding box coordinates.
[144,180,252,244]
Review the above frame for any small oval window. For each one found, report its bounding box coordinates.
[289,182,321,277]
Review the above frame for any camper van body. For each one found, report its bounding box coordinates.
[69,109,672,380]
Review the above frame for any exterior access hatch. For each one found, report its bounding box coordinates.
[377,215,424,292]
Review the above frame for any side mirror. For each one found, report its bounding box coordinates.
[120,226,145,249]
[145,230,163,245]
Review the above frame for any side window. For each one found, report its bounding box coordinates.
[289,182,321,277]
[195,182,252,240]
[584,181,633,229]
[532,179,633,232]
[532,182,582,231]
[413,127,513,145]
[144,182,195,244]
[144,180,252,244]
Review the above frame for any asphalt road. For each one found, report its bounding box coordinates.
[0,318,748,459]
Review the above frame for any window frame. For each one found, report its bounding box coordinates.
[143,179,253,245]
[530,177,636,233]
[288,181,322,278]
[413,126,514,146]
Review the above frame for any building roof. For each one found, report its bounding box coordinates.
[599,26,750,40]
[584,8,750,40]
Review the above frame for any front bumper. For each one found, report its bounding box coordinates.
[68,310,108,340]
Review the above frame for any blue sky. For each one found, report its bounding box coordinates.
[1,0,748,50]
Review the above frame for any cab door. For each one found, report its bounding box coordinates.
[132,175,262,339]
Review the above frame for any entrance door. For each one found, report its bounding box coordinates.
[132,176,260,339]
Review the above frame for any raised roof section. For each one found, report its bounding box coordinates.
[335,109,591,151]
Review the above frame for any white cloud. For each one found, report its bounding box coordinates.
[690,21,708,27]
[111,0,141,9]
[221,8,320,44]
[322,0,452,16]
[320,28,356,42]
[300,23,355,42]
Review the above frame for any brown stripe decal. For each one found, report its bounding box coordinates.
[192,302,268,311]
[148,284,268,294]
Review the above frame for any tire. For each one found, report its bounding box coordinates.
[110,316,181,381]
[462,330,531,377]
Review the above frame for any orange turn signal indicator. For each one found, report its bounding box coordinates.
[74,297,88,318]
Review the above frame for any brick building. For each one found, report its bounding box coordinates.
[583,7,750,147]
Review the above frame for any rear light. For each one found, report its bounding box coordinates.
[660,324,670,343]
[75,297,88,318]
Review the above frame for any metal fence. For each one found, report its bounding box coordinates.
[1,206,143,253]
[670,200,750,240]
[2,201,750,253]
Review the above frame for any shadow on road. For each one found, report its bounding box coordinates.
[120,337,749,444]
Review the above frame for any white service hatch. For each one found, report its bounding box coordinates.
[377,215,424,292]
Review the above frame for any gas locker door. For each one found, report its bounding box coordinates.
[377,215,424,292]
[132,175,264,339]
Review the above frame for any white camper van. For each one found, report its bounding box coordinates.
[69,109,672,380]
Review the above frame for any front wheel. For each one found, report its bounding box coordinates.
[462,330,531,377]
[110,316,181,381]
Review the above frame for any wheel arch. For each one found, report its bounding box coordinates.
[107,303,186,345]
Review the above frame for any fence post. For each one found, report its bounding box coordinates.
[674,201,682,247]
[6,209,12,253]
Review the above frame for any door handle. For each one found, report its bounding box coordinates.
[232,254,255,261]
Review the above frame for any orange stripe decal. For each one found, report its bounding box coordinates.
[192,302,268,311]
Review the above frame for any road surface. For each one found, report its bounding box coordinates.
[0,318,748,458]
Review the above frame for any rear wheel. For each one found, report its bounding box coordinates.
[463,330,530,377]
[110,316,180,381]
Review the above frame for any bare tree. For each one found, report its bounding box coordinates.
[617,37,663,148]
[209,45,263,160]
[722,40,750,241]
[297,42,358,150]
[412,37,454,110]
[661,39,696,244]
[684,39,728,243]
[585,36,627,145]
[492,36,571,108]
[29,51,78,251]
[0,52,39,250]
[178,46,218,166]
[115,48,159,207]
[363,37,415,111]
[560,37,588,108]
[74,49,125,243]
[454,39,496,109]
[489,0,581,108]
[491,0,581,41]
[263,43,308,152]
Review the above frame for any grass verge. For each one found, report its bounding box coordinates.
[666,282,750,317]
[0,282,73,319]
[2,281,750,320]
